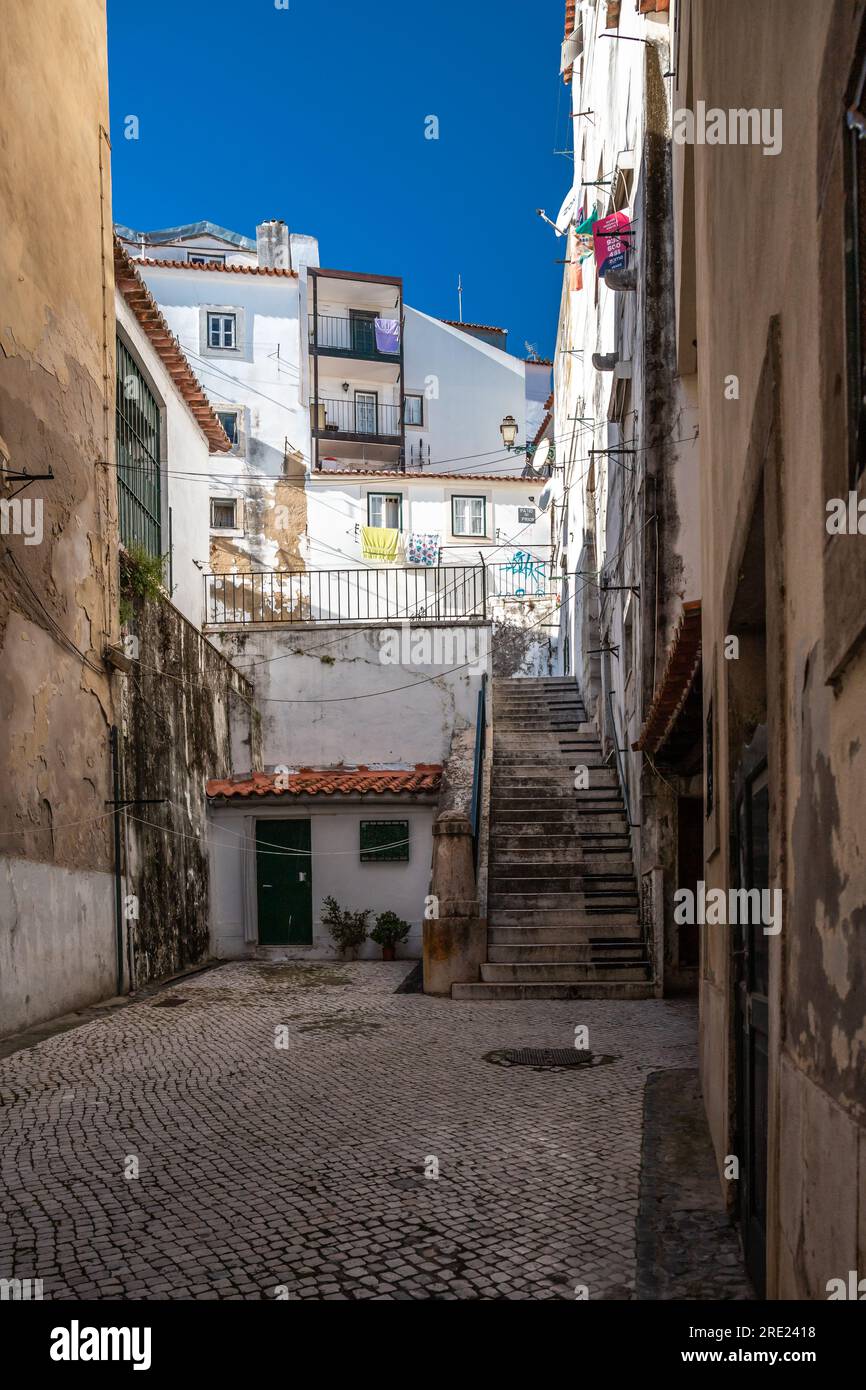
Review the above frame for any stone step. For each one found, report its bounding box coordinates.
[480,961,650,983]
[492,853,635,870]
[491,874,637,893]
[489,924,644,944]
[487,942,647,963]
[488,909,641,928]
[451,980,656,1000]
[489,891,639,910]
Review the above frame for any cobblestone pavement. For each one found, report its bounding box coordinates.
[0,962,712,1300]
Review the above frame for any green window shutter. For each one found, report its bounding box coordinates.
[360,820,410,862]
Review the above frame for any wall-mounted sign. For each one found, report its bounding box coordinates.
[593,210,631,277]
[518,507,536,524]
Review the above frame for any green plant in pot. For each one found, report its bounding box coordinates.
[321,896,370,959]
[370,911,411,961]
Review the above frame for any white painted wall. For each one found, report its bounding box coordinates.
[208,621,489,768]
[208,802,433,961]
[403,308,527,473]
[132,263,311,571]
[305,477,553,573]
[116,294,212,628]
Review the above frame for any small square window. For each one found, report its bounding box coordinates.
[210,498,238,530]
[190,251,225,266]
[367,493,402,529]
[452,495,486,537]
[208,313,236,350]
[360,820,410,863]
[216,410,239,445]
[404,394,423,426]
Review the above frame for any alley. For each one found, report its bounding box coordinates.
[0,962,746,1301]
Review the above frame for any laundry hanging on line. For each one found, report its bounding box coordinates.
[374,318,400,354]
[361,526,399,562]
[406,533,441,567]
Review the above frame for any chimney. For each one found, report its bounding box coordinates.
[256,219,291,271]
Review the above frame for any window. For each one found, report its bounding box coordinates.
[189,251,225,266]
[360,820,410,863]
[451,495,487,537]
[216,410,239,446]
[115,335,161,560]
[404,394,423,426]
[210,498,239,530]
[207,313,236,350]
[367,493,402,529]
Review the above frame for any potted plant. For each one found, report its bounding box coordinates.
[370,911,411,962]
[321,895,370,959]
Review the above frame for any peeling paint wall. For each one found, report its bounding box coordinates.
[120,592,260,988]
[0,1,119,1035]
[689,0,866,1298]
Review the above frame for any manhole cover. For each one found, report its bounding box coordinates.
[505,1048,593,1067]
[152,997,187,1008]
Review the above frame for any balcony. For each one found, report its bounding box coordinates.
[311,396,402,442]
[308,313,401,362]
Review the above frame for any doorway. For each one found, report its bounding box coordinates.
[255,820,313,945]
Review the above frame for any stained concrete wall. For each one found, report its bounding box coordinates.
[120,590,260,988]
[0,1,119,1035]
[207,621,490,769]
[686,0,866,1298]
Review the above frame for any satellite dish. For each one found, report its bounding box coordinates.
[533,440,553,469]
[537,474,563,512]
[555,186,578,238]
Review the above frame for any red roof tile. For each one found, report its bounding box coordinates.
[563,0,577,84]
[135,256,297,279]
[638,0,670,13]
[114,240,232,452]
[633,601,702,755]
[440,319,507,336]
[531,411,553,449]
[207,766,443,800]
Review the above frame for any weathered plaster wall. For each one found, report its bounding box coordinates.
[208,621,489,770]
[690,0,866,1298]
[120,591,260,987]
[0,1,119,1035]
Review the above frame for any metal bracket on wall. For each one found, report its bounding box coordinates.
[1,467,54,499]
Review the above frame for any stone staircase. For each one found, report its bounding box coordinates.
[452,676,654,1000]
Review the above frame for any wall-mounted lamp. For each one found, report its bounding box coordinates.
[499,414,520,450]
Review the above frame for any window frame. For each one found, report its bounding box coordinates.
[366,492,403,530]
[209,496,242,533]
[404,393,424,427]
[451,493,488,539]
[200,305,245,358]
[359,819,410,863]
[189,251,226,266]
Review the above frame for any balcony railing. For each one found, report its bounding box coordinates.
[309,314,400,358]
[312,397,402,438]
[206,565,487,626]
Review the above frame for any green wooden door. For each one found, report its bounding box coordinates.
[256,820,313,945]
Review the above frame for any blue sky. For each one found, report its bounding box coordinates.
[107,0,569,359]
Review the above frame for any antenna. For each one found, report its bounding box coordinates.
[457,274,463,322]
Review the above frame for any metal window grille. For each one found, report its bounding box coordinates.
[115,336,162,559]
[360,820,410,862]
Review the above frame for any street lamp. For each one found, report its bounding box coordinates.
[499,414,520,450]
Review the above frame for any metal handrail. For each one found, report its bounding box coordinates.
[204,564,488,626]
[470,674,488,869]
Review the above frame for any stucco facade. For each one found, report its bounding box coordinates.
[0,0,119,1034]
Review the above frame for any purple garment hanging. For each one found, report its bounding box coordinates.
[375,318,400,354]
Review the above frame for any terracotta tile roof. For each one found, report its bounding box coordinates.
[114,239,232,453]
[633,601,702,755]
[135,256,297,279]
[563,0,577,84]
[531,411,553,449]
[207,765,443,800]
[312,469,531,482]
[638,0,670,12]
[543,391,554,410]
[525,357,553,366]
[440,319,507,336]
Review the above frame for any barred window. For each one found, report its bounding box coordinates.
[115,337,161,559]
